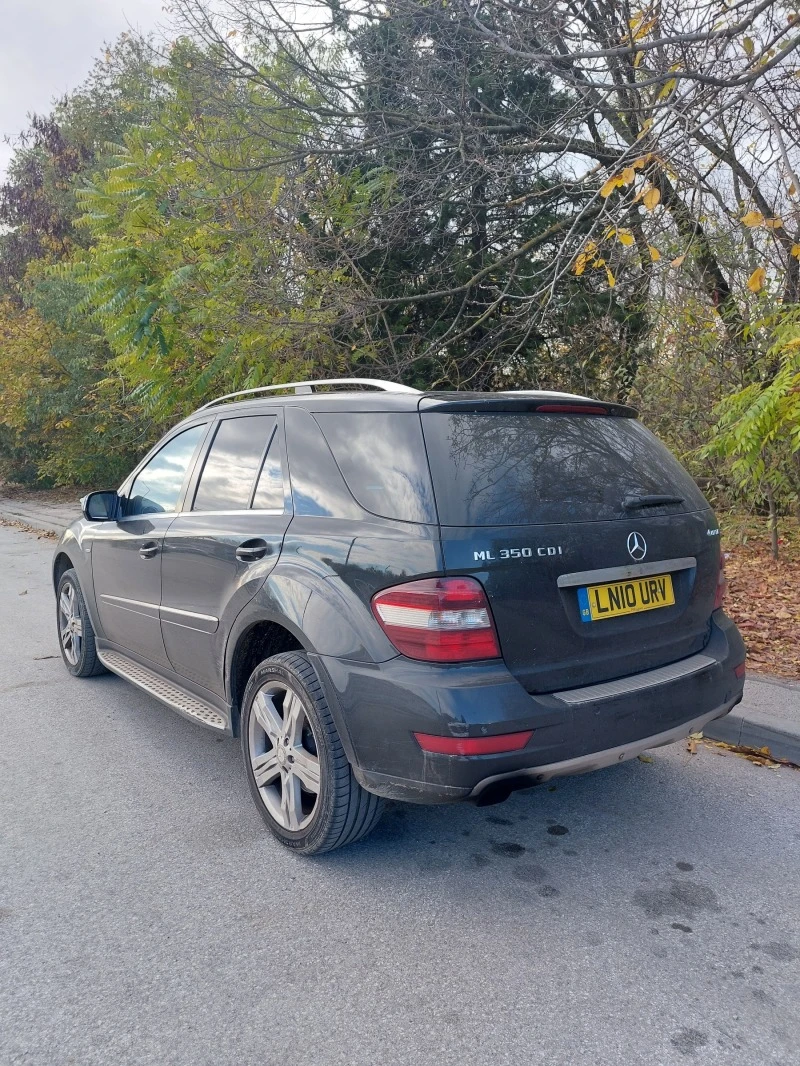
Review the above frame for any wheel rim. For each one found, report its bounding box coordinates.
[248,681,322,832]
[58,581,82,666]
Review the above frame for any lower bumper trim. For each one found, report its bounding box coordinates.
[553,652,716,705]
[469,700,738,799]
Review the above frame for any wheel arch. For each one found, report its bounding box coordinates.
[53,550,76,590]
[227,618,305,736]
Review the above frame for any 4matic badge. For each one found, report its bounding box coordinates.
[473,545,563,562]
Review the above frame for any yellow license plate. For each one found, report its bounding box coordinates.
[578,573,675,623]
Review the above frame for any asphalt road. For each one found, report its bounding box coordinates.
[1,523,799,1066]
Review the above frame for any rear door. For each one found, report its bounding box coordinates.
[421,404,720,693]
[159,410,291,696]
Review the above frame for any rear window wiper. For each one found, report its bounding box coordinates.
[623,493,685,510]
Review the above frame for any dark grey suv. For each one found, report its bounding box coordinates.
[53,379,746,853]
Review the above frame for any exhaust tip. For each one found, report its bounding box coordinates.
[474,776,537,806]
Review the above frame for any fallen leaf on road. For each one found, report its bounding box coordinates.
[638,754,654,763]
[701,738,797,770]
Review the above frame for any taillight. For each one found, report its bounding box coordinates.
[713,553,728,610]
[371,576,501,663]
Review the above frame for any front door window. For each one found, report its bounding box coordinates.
[124,425,206,517]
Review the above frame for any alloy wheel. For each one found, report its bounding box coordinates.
[248,681,322,831]
[58,581,83,666]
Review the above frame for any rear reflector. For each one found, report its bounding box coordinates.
[535,404,608,415]
[734,661,746,679]
[371,576,501,662]
[414,730,534,755]
[713,553,728,610]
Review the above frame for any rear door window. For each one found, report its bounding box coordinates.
[421,412,707,526]
[193,415,276,512]
[314,412,437,523]
[252,429,286,511]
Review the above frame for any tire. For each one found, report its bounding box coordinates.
[241,651,383,855]
[56,569,106,678]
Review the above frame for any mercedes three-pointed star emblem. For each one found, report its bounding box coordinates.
[627,531,647,561]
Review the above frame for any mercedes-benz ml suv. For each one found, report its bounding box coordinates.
[53,379,746,854]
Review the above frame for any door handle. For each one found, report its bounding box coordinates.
[236,539,269,562]
[139,542,160,559]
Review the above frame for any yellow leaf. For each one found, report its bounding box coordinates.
[671,253,686,268]
[743,35,755,57]
[657,77,677,100]
[642,187,661,211]
[617,229,635,246]
[621,166,636,185]
[741,209,765,227]
[634,49,645,68]
[764,217,784,230]
[227,28,238,37]
[791,244,800,258]
[637,754,654,763]
[606,266,616,288]
[648,245,661,261]
[747,265,766,292]
[789,183,797,197]
[600,177,620,198]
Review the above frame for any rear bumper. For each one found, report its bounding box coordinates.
[313,611,746,804]
[467,701,737,800]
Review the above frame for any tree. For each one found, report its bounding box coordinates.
[169,0,800,394]
[0,36,165,485]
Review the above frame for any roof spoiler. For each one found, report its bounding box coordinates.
[421,393,638,418]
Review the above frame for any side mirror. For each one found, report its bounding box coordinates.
[81,490,119,522]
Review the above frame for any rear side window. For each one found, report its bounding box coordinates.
[193,415,276,512]
[421,412,708,526]
[314,412,437,523]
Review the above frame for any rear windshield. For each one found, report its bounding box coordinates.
[421,412,707,526]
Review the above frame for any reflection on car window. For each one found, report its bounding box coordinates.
[193,415,276,512]
[124,425,206,517]
[284,407,362,519]
[315,413,436,523]
[252,444,285,510]
[421,413,707,526]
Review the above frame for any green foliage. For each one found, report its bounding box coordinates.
[66,41,343,425]
[702,311,800,516]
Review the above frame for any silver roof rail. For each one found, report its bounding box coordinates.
[196,377,420,412]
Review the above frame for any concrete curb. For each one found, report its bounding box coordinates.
[0,502,79,538]
[704,708,800,765]
[704,675,800,766]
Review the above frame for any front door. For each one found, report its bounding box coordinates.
[91,422,209,666]
[160,411,292,695]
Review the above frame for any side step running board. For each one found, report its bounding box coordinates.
[98,649,227,731]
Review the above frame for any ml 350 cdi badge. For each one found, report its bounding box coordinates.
[53,379,746,853]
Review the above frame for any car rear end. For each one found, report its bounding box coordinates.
[314,393,746,803]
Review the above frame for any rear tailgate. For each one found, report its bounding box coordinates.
[421,403,721,693]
